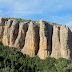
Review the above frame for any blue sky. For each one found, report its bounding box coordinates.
[0,0,72,27]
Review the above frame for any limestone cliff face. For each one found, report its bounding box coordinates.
[1,17,72,60]
[9,20,19,47]
[2,19,13,46]
[51,26,61,59]
[60,25,72,59]
[51,25,72,59]
[0,17,8,41]
[21,22,39,57]
[38,20,53,59]
[14,23,28,50]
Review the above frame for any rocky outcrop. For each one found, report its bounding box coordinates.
[51,25,72,59]
[38,20,53,59]
[2,19,13,46]
[14,23,28,50]
[9,20,19,47]
[0,17,8,26]
[0,17,8,40]
[60,25,72,59]
[21,22,39,57]
[51,26,61,59]
[1,17,72,60]
[0,26,4,41]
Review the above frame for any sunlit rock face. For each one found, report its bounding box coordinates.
[9,20,19,47]
[2,19,13,46]
[60,25,72,59]
[21,22,39,57]
[38,20,53,59]
[1,17,72,60]
[51,25,72,59]
[14,23,28,50]
[51,25,61,59]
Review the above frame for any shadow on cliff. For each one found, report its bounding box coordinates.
[44,22,53,56]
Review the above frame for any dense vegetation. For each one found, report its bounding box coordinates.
[0,42,72,72]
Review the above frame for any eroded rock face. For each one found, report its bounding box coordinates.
[14,23,28,49]
[0,26,4,41]
[60,25,72,59]
[0,17,8,26]
[2,19,13,46]
[9,20,19,47]
[21,22,39,57]
[51,25,61,59]
[51,25,72,59]
[38,20,53,59]
[0,17,8,41]
[1,17,72,60]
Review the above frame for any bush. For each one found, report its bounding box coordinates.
[0,42,72,72]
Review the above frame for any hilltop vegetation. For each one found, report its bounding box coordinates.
[0,42,72,72]
[3,17,60,26]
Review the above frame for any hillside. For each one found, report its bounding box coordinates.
[0,17,72,72]
[0,41,72,72]
[0,17,72,60]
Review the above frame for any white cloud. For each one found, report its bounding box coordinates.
[0,0,43,17]
[0,0,72,28]
[0,0,72,17]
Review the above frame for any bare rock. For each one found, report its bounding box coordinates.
[2,17,72,60]
[14,23,28,49]
[9,20,19,46]
[0,17,8,40]
[0,17,8,26]
[51,25,61,59]
[2,19,13,45]
[0,26,4,41]
[60,25,72,59]
[21,22,39,57]
[38,20,53,59]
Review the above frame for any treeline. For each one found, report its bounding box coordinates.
[0,42,72,72]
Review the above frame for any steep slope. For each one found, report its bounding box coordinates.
[0,17,72,60]
[38,20,53,59]
[21,21,39,57]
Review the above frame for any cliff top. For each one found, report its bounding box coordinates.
[0,17,61,26]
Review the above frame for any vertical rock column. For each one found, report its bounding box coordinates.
[9,20,19,47]
[2,19,13,46]
[51,25,61,59]
[21,22,39,57]
[38,20,52,59]
[0,17,8,41]
[60,25,72,59]
[14,23,28,50]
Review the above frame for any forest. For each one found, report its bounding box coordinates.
[0,42,72,72]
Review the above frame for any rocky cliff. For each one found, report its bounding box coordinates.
[0,17,72,59]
